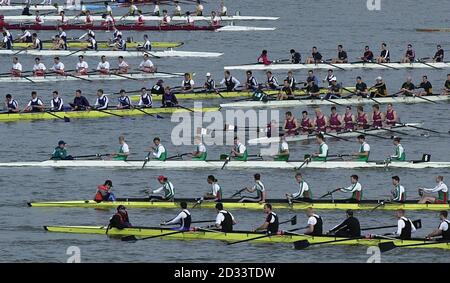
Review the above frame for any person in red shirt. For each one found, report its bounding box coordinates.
[94,180,115,202]
[257,50,271,65]
[108,205,132,229]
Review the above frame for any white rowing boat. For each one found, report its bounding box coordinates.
[220,95,450,109]
[0,159,447,169]
[0,72,183,83]
[224,62,450,71]
[0,49,223,58]
[215,25,276,31]
[248,123,422,144]
[0,5,77,11]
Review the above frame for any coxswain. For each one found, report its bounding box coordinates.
[83,10,93,26]
[416,75,433,96]
[254,204,279,234]
[150,80,164,96]
[173,1,182,16]
[4,94,19,113]
[283,111,299,136]
[153,1,160,16]
[139,54,155,73]
[433,44,444,62]
[376,42,390,63]
[51,35,65,50]
[306,69,319,86]
[113,34,126,51]
[87,33,97,50]
[214,203,236,232]
[354,134,370,161]
[151,137,167,161]
[94,180,115,202]
[327,209,361,237]
[355,76,369,97]
[202,175,222,201]
[18,27,32,43]
[138,87,153,108]
[161,202,191,230]
[337,175,363,202]
[323,69,336,86]
[70,90,90,110]
[75,55,89,75]
[160,10,171,26]
[324,77,342,99]
[181,72,195,92]
[290,49,301,64]
[391,209,416,240]
[371,104,384,128]
[23,91,44,112]
[34,10,44,25]
[304,207,323,236]
[306,46,323,64]
[360,45,374,62]
[220,70,240,91]
[116,89,131,110]
[50,90,63,111]
[210,11,221,27]
[313,107,328,133]
[51,140,73,160]
[311,133,328,161]
[32,33,43,50]
[162,86,178,107]
[426,211,450,240]
[391,176,406,202]
[50,56,65,75]
[137,34,151,51]
[220,0,227,16]
[418,176,448,204]
[356,106,369,129]
[147,175,175,201]
[136,10,145,26]
[328,106,342,132]
[300,110,313,134]
[305,80,320,98]
[11,57,22,77]
[94,89,108,110]
[343,106,355,131]
[257,49,271,65]
[192,136,207,160]
[195,0,203,16]
[96,55,110,74]
[273,135,289,161]
[265,71,279,90]
[57,11,68,25]
[116,56,129,74]
[230,136,248,161]
[370,76,388,97]
[1,32,12,50]
[244,70,258,91]
[277,79,294,100]
[203,72,216,91]
[185,11,194,26]
[400,76,415,96]
[108,205,132,229]
[385,103,398,126]
[401,44,415,63]
[332,44,348,63]
[286,172,312,202]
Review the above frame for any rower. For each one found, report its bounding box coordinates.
[57,10,69,25]
[51,140,73,160]
[101,13,115,29]
[160,10,171,26]
[22,3,32,16]
[230,136,248,161]
[265,71,279,90]
[300,110,313,134]
[306,69,319,87]
[139,54,155,73]
[76,55,89,75]
[96,56,110,74]
[286,172,312,202]
[391,176,406,203]
[116,89,131,110]
[220,0,227,16]
[51,35,66,50]
[50,91,64,111]
[148,175,175,201]
[104,1,113,16]
[70,90,90,111]
[203,73,216,91]
[418,176,448,204]
[137,34,152,51]
[173,1,182,16]
[305,80,320,98]
[343,106,356,131]
[94,180,115,202]
[192,136,207,160]
[426,211,450,240]
[370,76,388,97]
[83,10,93,26]
[185,11,194,26]
[18,27,32,43]
[4,94,19,113]
[151,137,167,161]
[87,33,97,50]
[57,27,67,50]
[244,70,258,91]
[283,111,299,136]
[323,69,336,86]
[210,11,221,27]
[390,137,406,162]
[304,207,323,236]
[79,29,95,41]
[328,106,343,132]
[116,56,129,74]
[313,107,328,133]
[392,209,416,240]
[416,75,433,96]
[332,44,348,63]
[254,204,279,234]
[285,70,296,89]
[123,0,138,17]
[203,175,222,201]
[23,91,44,112]
[196,0,204,16]
[257,50,271,65]
[35,10,44,25]
[400,76,415,96]
[136,10,145,26]
[354,135,370,161]
[360,45,374,62]
[274,135,289,161]
[162,86,178,107]
[385,103,398,126]
[238,173,266,203]
[2,27,12,43]
[1,32,12,50]
[11,57,22,77]
[151,80,164,96]
[113,34,126,51]
[108,205,132,229]
[356,106,369,129]
[328,209,361,237]
[311,133,328,161]
[401,44,415,63]
[290,49,301,64]
[277,79,294,100]
[32,33,42,50]
[153,1,161,16]
[337,175,363,202]
[442,73,450,95]
[355,76,369,97]
[111,135,130,161]
[139,87,153,108]
[181,73,194,92]
[220,70,240,91]
[324,78,342,99]
[376,42,390,63]
[50,56,65,76]
[306,46,323,64]
[94,89,108,110]
[371,104,384,128]
[215,203,236,232]
[161,202,191,230]
[433,44,444,62]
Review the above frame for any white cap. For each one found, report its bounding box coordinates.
[376,76,382,80]
[206,72,211,77]
[330,77,337,82]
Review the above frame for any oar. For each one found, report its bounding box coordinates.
[293,235,366,250]
[166,153,191,160]
[230,188,246,198]
[20,75,36,83]
[416,58,441,70]
[65,73,92,82]
[162,219,216,225]
[109,72,139,81]
[315,130,350,142]
[350,129,390,139]
[294,157,311,170]
[411,94,438,104]
[72,154,107,159]
[143,51,161,59]
[227,227,299,246]
[376,126,408,136]
[95,108,128,119]
[361,219,422,231]
[121,228,192,242]
[141,151,152,169]
[176,105,195,112]
[64,49,86,57]
[399,123,442,134]
[320,60,346,71]
[121,102,163,119]
[319,188,341,199]
[370,200,391,212]
[378,239,450,253]
[13,48,29,56]
[342,86,381,104]
[221,150,233,170]
[372,61,398,70]
[45,110,70,122]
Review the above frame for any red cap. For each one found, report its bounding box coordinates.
[157,175,166,181]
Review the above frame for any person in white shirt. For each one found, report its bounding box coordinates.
[32,57,46,76]
[426,211,450,240]
[104,1,112,15]
[220,0,227,16]
[202,175,221,201]
[191,136,207,160]
[354,134,370,161]
[214,203,236,232]
[114,56,129,74]
[94,89,108,110]
[173,1,181,16]
[11,57,22,77]
[111,135,130,161]
[286,172,311,201]
[19,28,32,43]
[83,10,93,26]
[138,54,155,73]
[153,1,160,16]
[161,202,191,230]
[76,55,89,75]
[50,56,65,75]
[210,11,221,26]
[274,134,289,161]
[151,137,166,160]
[338,175,363,202]
[50,90,64,111]
[24,91,45,112]
[418,176,449,204]
[57,11,69,25]
[137,34,152,51]
[35,10,44,24]
[220,70,240,91]
[96,55,110,74]
[181,73,194,92]
[305,207,323,235]
[196,0,204,16]
[392,209,416,240]
[138,87,152,108]
[102,13,114,28]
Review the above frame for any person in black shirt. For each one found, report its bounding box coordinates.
[324,78,342,99]
[376,42,390,63]
[306,46,322,64]
[151,80,165,96]
[332,44,348,63]
[70,89,90,111]
[290,49,301,64]
[400,76,415,96]
[417,75,433,96]
[277,79,294,100]
[108,205,132,229]
[443,73,450,95]
[254,203,279,234]
[355,76,369,97]
[360,45,374,62]
[327,209,361,237]
[305,80,320,98]
[433,45,444,62]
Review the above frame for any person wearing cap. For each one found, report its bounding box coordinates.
[418,176,448,204]
[353,135,370,162]
[244,70,258,91]
[191,136,207,160]
[108,205,132,229]
[161,201,191,230]
[203,72,216,91]
[139,54,155,73]
[311,133,328,161]
[111,135,130,161]
[376,42,390,63]
[390,137,405,162]
[324,77,342,99]
[151,137,167,161]
[290,49,301,64]
[327,209,361,237]
[337,175,363,202]
[51,140,73,160]
[148,175,175,201]
[331,44,348,64]
[94,180,115,202]
[370,76,388,97]
[401,44,415,63]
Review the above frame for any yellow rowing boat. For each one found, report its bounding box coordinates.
[13,41,183,49]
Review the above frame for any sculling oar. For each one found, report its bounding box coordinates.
[315,130,350,142]
[416,58,441,70]
[342,86,381,104]
[294,156,311,170]
[141,151,152,169]
[293,235,367,250]
[221,149,234,170]
[121,228,192,242]
[64,49,86,57]
[109,72,139,81]
[350,129,390,140]
[95,108,130,119]
[166,153,191,160]
[230,188,247,198]
[65,73,93,82]
[319,188,341,199]
[399,123,442,134]
[370,200,392,212]
[72,154,109,159]
[410,94,438,104]
[176,104,195,112]
[372,61,398,70]
[227,226,300,246]
[361,219,422,231]
[378,239,450,253]
[122,102,163,119]
[45,110,70,122]
[321,60,346,71]
[376,126,408,136]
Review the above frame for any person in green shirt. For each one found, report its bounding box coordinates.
[274,135,289,161]
[152,137,167,161]
[111,135,130,161]
[51,140,73,160]
[353,135,370,162]
[191,136,207,161]
[311,133,328,161]
[390,137,406,161]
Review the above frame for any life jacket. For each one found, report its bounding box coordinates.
[219,210,233,232]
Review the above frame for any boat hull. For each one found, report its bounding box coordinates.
[13,41,183,49]
[0,23,219,31]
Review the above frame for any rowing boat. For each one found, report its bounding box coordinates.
[29,198,450,211]
[0,49,223,58]
[220,95,450,109]
[43,225,450,250]
[13,41,183,49]
[416,28,450,32]
[0,107,218,123]
[0,3,122,11]
[0,72,183,83]
[0,23,275,32]
[224,62,450,71]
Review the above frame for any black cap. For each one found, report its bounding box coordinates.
[58,140,66,145]
[104,180,113,187]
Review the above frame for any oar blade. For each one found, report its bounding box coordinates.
[293,240,310,250]
[121,235,138,242]
[291,215,297,225]
[64,116,71,122]
[413,219,422,229]
[378,241,397,253]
